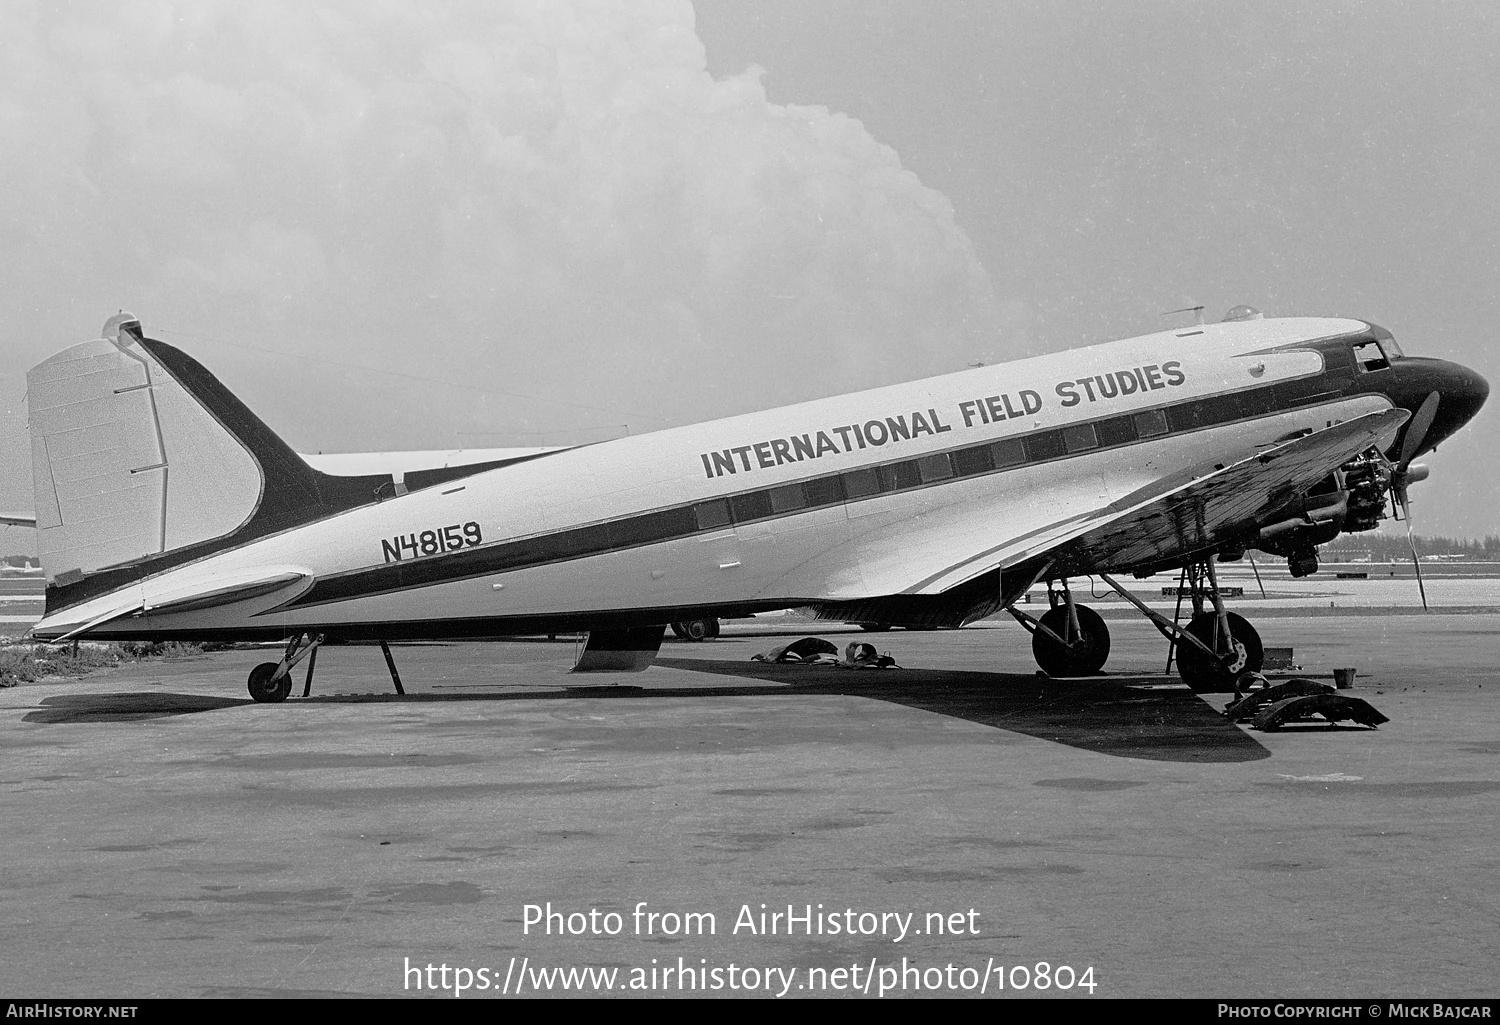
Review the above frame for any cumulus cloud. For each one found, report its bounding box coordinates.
[1,0,1001,455]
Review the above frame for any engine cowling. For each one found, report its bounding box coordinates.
[1248,449,1396,575]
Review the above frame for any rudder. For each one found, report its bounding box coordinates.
[28,314,389,611]
[29,315,264,583]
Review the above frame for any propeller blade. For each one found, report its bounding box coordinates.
[1399,490,1429,610]
[1397,391,1441,469]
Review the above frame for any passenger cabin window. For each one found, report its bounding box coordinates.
[731,491,773,522]
[1134,408,1169,438]
[768,483,808,514]
[1062,424,1099,452]
[842,467,882,499]
[804,475,845,507]
[990,439,1026,467]
[1352,341,1391,372]
[694,499,732,530]
[1025,431,1067,462]
[916,453,954,482]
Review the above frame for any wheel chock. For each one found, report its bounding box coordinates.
[750,637,841,664]
[1250,693,1390,732]
[1224,677,1333,722]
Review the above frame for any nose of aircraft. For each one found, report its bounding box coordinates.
[1388,357,1489,458]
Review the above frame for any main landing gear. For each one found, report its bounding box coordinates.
[246,633,408,703]
[1009,556,1264,693]
[669,617,720,642]
[1008,580,1111,676]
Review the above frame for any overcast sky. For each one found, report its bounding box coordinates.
[3,1,1496,546]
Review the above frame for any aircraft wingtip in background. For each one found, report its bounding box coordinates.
[18,310,1489,703]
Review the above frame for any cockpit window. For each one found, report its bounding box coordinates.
[1381,336,1404,358]
[1352,340,1391,372]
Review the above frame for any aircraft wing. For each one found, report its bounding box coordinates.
[902,407,1409,594]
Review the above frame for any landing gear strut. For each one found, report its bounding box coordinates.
[247,661,291,704]
[247,632,324,703]
[1100,556,1263,693]
[1010,579,1111,676]
[246,633,408,702]
[1166,558,1263,692]
[1176,612,1262,691]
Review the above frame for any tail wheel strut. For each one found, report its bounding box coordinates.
[247,632,324,704]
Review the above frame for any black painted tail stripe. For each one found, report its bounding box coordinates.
[44,338,559,616]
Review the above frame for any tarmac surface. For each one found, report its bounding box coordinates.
[2,612,1497,998]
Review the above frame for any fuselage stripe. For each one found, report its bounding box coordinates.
[282,369,1373,611]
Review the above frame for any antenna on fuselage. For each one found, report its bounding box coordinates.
[1162,305,1206,327]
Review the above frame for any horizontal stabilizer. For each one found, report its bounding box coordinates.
[33,566,312,640]
[141,568,312,615]
[46,596,143,643]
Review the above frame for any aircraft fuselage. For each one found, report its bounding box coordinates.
[30,316,1487,641]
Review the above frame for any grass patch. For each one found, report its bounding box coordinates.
[0,640,204,688]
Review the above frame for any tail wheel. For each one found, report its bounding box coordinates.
[1031,605,1111,676]
[1177,612,1263,693]
[247,662,291,703]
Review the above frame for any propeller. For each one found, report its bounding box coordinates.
[1389,391,1441,610]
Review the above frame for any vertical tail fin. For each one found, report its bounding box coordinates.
[28,315,387,610]
[29,315,264,582]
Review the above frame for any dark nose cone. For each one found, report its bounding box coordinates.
[1429,361,1488,447]
[1389,358,1489,457]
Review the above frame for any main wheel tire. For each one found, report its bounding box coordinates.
[247,661,291,703]
[1031,604,1111,677]
[704,617,721,639]
[1176,612,1263,693]
[674,619,712,642]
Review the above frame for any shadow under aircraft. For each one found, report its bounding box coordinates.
[24,660,1268,763]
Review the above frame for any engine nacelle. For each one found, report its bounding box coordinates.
[1340,451,1393,533]
[1249,447,1398,574]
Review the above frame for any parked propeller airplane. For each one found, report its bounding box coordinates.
[21,310,1486,701]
